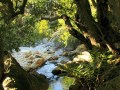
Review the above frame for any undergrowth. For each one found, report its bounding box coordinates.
[57,48,120,89]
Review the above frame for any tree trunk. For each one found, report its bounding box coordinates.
[74,0,120,53]
[2,52,49,90]
[0,53,4,90]
[0,26,4,90]
[74,0,102,45]
[61,15,92,50]
[75,10,98,46]
[91,0,97,8]
[96,0,120,53]
[108,0,120,31]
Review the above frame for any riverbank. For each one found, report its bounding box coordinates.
[11,37,120,90]
[11,38,75,90]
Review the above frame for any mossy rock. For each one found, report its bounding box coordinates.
[2,52,49,90]
[97,75,120,90]
[69,84,81,90]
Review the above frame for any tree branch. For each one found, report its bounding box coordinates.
[61,14,92,49]
[91,0,97,8]
[0,0,28,19]
[38,16,61,22]
[11,0,28,18]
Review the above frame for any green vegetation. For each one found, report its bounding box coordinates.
[0,15,40,51]
[57,48,120,89]
[0,0,120,90]
[48,77,74,90]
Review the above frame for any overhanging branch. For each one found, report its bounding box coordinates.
[0,0,28,19]
[11,0,28,18]
[91,0,97,8]
[39,16,61,22]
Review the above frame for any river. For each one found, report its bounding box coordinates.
[12,38,74,90]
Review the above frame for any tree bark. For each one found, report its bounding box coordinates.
[74,0,120,53]
[96,0,120,53]
[61,15,92,50]
[91,0,97,8]
[2,52,49,90]
[75,10,98,46]
[0,53,4,90]
[108,0,120,31]
[0,26,4,90]
[74,0,102,43]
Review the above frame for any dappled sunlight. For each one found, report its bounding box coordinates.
[89,0,97,19]
[36,20,49,34]
[2,77,17,90]
[0,0,120,90]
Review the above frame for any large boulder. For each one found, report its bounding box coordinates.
[97,75,120,90]
[30,58,45,70]
[68,44,88,56]
[12,51,46,71]
[62,44,87,56]
[73,51,92,62]
[2,52,49,90]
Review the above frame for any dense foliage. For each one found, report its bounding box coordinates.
[1,0,119,52]
[57,48,120,89]
[0,0,120,90]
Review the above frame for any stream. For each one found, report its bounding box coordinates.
[12,38,74,90]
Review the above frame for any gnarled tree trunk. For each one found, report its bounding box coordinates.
[74,0,120,53]
[0,28,4,90]
[61,15,92,50]
[1,52,49,90]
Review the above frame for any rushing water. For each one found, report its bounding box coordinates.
[48,76,74,90]
[37,61,74,90]
[12,38,74,90]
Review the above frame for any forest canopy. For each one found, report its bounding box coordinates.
[0,0,120,53]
